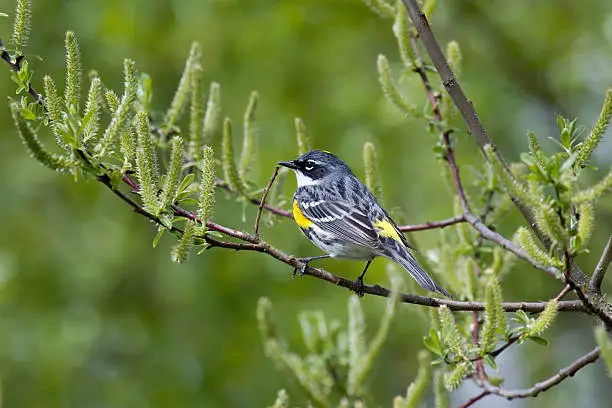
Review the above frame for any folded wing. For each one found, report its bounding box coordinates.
[297,200,379,249]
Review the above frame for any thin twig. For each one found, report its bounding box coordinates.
[458,390,490,408]
[468,335,520,363]
[398,214,465,231]
[464,212,560,277]
[554,284,572,302]
[591,235,612,293]
[400,0,489,150]
[254,165,279,236]
[482,347,600,400]
[472,311,487,381]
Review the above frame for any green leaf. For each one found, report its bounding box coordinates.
[152,226,165,248]
[423,328,442,356]
[483,354,497,370]
[527,335,549,346]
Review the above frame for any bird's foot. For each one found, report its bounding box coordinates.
[292,258,311,277]
[354,277,365,297]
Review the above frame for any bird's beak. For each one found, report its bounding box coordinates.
[277,160,297,170]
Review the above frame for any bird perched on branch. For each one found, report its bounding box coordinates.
[278,150,450,297]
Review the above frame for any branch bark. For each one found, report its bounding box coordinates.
[482,347,600,400]
[103,168,589,314]
[591,235,612,293]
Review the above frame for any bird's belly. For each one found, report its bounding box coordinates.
[302,227,374,260]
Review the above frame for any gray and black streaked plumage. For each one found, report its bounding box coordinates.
[278,150,450,297]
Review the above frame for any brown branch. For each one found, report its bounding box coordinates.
[398,215,465,231]
[482,347,600,400]
[401,1,489,150]
[591,235,612,294]
[254,165,279,236]
[458,390,490,408]
[471,311,487,381]
[92,169,588,314]
[554,284,572,302]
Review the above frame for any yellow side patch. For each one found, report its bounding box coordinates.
[293,200,313,229]
[373,218,403,243]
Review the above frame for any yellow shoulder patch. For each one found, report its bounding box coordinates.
[373,218,403,243]
[293,200,314,229]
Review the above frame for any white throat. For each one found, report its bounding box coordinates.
[294,171,321,187]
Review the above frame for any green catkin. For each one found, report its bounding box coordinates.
[239,91,259,182]
[295,118,312,155]
[11,0,31,55]
[197,146,216,229]
[157,136,184,215]
[134,111,160,213]
[528,300,558,337]
[577,89,612,166]
[377,54,419,117]
[10,102,69,171]
[64,31,82,112]
[171,220,195,263]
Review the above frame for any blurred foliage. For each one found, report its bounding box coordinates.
[0,0,611,407]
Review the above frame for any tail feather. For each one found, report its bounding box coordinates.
[388,248,451,298]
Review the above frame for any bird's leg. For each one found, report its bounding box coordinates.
[293,254,330,276]
[354,260,373,297]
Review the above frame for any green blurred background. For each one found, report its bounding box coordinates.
[0,0,611,406]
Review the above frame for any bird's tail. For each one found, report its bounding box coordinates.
[386,246,451,298]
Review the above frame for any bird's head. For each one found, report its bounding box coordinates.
[278,150,350,186]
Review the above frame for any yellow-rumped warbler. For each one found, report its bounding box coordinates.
[279,150,450,297]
